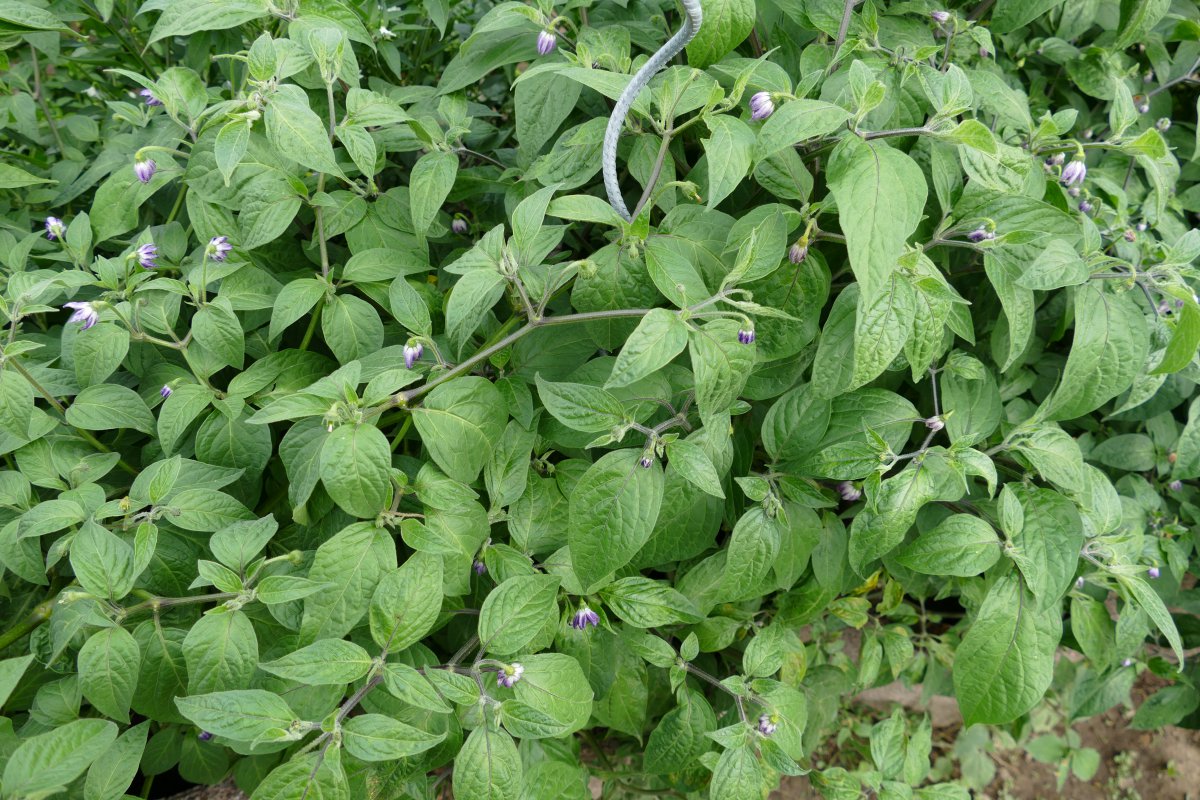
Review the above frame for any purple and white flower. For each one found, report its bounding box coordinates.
[738,328,756,345]
[198,730,213,741]
[931,10,950,24]
[1060,158,1087,187]
[967,226,994,243]
[473,559,486,575]
[536,30,557,56]
[160,384,173,399]
[136,243,159,269]
[925,416,945,432]
[140,88,162,106]
[1148,566,1161,579]
[207,235,233,262]
[64,301,99,330]
[497,662,524,688]
[749,91,774,122]
[1122,658,1133,668]
[452,217,469,235]
[757,714,777,736]
[838,481,861,502]
[1075,576,1085,589]
[788,241,808,264]
[1078,200,1093,214]
[134,158,156,184]
[639,456,653,469]
[45,216,65,240]
[570,605,600,630]
[1169,479,1183,492]
[404,342,424,369]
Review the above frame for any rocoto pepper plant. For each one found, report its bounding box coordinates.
[1,0,1199,799]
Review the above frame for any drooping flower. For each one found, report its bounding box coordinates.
[1060,158,1087,186]
[136,243,159,269]
[497,662,524,688]
[140,88,163,106]
[1075,576,1085,589]
[160,384,173,399]
[749,91,774,122]
[198,730,213,741]
[1169,479,1183,492]
[452,217,469,235]
[536,30,557,56]
[64,301,99,330]
[925,416,945,432]
[1156,117,1171,132]
[1148,566,1161,579]
[570,605,600,631]
[1047,152,1065,167]
[788,241,808,264]
[45,216,65,240]
[207,235,233,262]
[738,328,756,345]
[1137,101,1150,114]
[639,456,653,469]
[1122,658,1133,668]
[1136,221,1148,232]
[473,559,486,575]
[378,25,395,39]
[134,158,156,184]
[931,10,950,23]
[838,481,861,502]
[404,342,424,369]
[1078,200,1093,214]
[967,226,994,243]
[757,714,777,736]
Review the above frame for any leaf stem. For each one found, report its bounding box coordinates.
[0,598,54,651]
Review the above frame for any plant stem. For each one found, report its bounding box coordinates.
[831,0,862,66]
[29,46,65,154]
[0,599,54,651]
[299,296,325,351]
[630,131,673,221]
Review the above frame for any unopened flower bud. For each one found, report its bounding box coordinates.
[198,731,214,741]
[1148,566,1161,579]
[403,342,424,369]
[473,559,486,575]
[788,241,808,264]
[140,88,162,106]
[1060,158,1087,187]
[1136,222,1147,231]
[136,243,159,268]
[838,481,861,502]
[1079,200,1093,214]
[1075,577,1085,589]
[1138,102,1150,114]
[925,416,945,431]
[1156,117,1171,131]
[1122,658,1133,667]
[1143,71,1154,84]
[536,30,557,56]
[160,384,173,399]
[757,714,778,736]
[1168,480,1182,492]
[639,456,653,469]
[452,217,469,235]
[737,328,756,345]
[1047,152,1065,166]
[749,91,774,121]
[134,158,157,184]
[931,10,950,24]
[1123,229,1136,243]
[570,605,600,630]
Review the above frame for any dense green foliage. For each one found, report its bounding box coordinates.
[1,0,1199,798]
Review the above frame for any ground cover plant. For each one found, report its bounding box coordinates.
[1,0,1199,798]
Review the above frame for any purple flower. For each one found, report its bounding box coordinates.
[134,158,156,184]
[536,30,557,56]
[1060,159,1087,187]
[160,384,173,399]
[404,342,424,370]
[967,226,994,243]
[140,88,162,107]
[838,481,861,502]
[788,241,808,264]
[1148,566,1161,579]
[639,456,653,469]
[198,730,213,741]
[1157,300,1173,315]
[207,235,233,262]
[1123,229,1136,243]
[1136,222,1148,231]
[749,91,774,122]
[931,10,950,23]
[925,416,944,432]
[738,329,756,345]
[497,663,524,688]
[64,301,99,330]
[1075,576,1085,589]
[452,217,469,235]
[1067,186,1081,198]
[1078,200,1093,214]
[1122,658,1133,668]
[45,216,65,240]
[1137,102,1150,114]
[757,714,777,736]
[473,559,486,575]
[136,243,158,268]
[570,606,600,630]
[1169,480,1183,492]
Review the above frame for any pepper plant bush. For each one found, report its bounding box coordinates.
[2,0,1200,798]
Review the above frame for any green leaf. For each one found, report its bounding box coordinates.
[478,574,561,656]
[703,115,755,210]
[260,638,373,685]
[249,752,347,800]
[689,318,756,417]
[342,248,430,283]
[685,0,755,68]
[569,449,665,593]
[756,100,852,159]
[175,690,296,743]
[319,423,392,518]
[269,279,326,340]
[644,690,715,773]
[73,323,128,387]
[148,0,269,42]
[66,384,155,434]
[215,119,252,186]
[1,719,117,799]
[1114,0,1171,48]
[170,488,255,532]
[827,136,927,302]
[1047,284,1149,420]
[0,163,56,188]
[382,662,452,712]
[0,654,34,708]
[1015,239,1090,290]
[369,551,443,651]
[1151,299,1200,375]
[1008,486,1084,609]
[509,653,593,735]
[1119,575,1185,669]
[953,575,1061,726]
[192,297,245,368]
[342,714,445,761]
[0,0,69,31]
[322,293,383,364]
[70,520,135,600]
[410,150,459,236]
[851,275,916,389]
[894,514,1001,577]
[182,610,259,694]
[78,626,140,723]
[158,384,213,455]
[535,375,626,434]
[600,577,702,627]
[719,507,782,601]
[605,309,689,389]
[710,745,762,800]
[84,720,149,800]
[265,84,344,177]
[665,438,725,498]
[411,377,507,484]
[301,522,396,644]
[210,516,277,572]
[445,269,506,355]
[984,251,1036,371]
[452,726,522,800]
